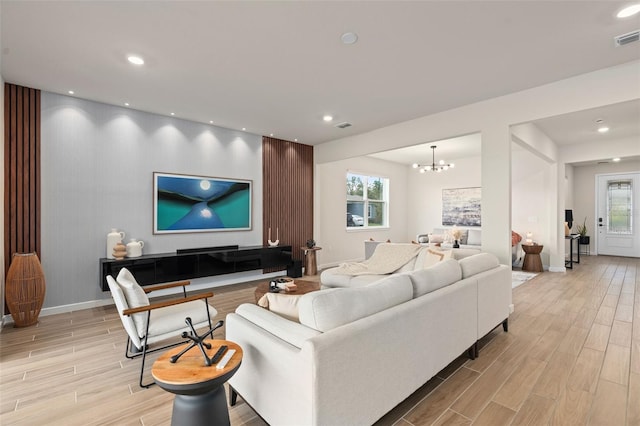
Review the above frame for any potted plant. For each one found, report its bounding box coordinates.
[577,217,590,245]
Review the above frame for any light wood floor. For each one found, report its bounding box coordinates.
[1,254,638,425]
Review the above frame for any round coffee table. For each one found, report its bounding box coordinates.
[152,339,242,426]
[254,278,321,303]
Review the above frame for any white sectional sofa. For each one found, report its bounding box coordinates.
[321,242,480,288]
[416,227,482,250]
[225,253,511,426]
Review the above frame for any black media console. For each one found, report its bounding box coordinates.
[99,245,294,291]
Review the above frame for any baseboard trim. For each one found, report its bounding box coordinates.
[548,266,566,272]
[2,298,114,326]
[1,271,285,327]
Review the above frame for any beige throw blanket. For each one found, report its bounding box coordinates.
[334,243,422,276]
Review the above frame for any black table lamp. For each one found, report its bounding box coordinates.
[565,209,574,229]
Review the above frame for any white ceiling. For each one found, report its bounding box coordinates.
[1,1,639,149]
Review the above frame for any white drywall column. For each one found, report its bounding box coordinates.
[548,162,564,272]
[481,124,512,265]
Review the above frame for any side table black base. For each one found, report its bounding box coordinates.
[172,385,229,426]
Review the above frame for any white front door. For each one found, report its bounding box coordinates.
[596,172,640,257]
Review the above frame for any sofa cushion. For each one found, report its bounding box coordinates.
[257,293,301,322]
[116,267,150,333]
[406,258,462,298]
[467,229,482,246]
[450,248,482,260]
[298,274,413,332]
[458,253,499,278]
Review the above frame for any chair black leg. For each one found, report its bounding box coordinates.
[229,386,238,406]
[502,318,509,332]
[138,337,156,388]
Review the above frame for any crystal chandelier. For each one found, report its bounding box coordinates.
[412,145,455,173]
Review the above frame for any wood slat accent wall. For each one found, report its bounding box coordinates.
[263,137,313,262]
[4,83,41,275]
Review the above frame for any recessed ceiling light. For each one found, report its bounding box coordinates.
[341,32,358,45]
[323,115,333,122]
[68,90,74,95]
[242,128,246,131]
[124,102,130,106]
[270,133,274,137]
[617,4,640,18]
[612,157,621,162]
[294,138,298,142]
[209,120,213,124]
[598,126,610,133]
[127,55,144,65]
[170,112,175,116]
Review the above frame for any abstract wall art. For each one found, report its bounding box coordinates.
[153,172,252,234]
[442,187,481,227]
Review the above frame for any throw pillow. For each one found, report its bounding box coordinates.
[428,233,444,244]
[257,293,301,322]
[417,235,429,243]
[423,249,445,268]
[116,267,150,334]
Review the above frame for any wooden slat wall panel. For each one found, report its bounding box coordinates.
[262,137,313,264]
[4,83,41,276]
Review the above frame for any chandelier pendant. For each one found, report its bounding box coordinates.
[412,145,455,173]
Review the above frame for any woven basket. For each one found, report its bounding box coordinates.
[6,253,46,327]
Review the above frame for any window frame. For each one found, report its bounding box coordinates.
[345,171,390,230]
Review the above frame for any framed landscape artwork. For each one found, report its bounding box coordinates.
[442,187,481,226]
[153,172,252,234]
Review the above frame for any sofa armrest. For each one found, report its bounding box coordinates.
[234,303,322,348]
[476,265,511,338]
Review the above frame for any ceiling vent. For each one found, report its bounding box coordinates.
[335,122,352,129]
[614,30,640,47]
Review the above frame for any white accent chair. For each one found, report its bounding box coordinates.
[107,268,218,387]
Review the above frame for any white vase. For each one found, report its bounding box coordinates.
[106,229,125,259]
[126,239,144,258]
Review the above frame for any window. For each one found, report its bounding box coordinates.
[346,172,389,228]
[607,180,632,234]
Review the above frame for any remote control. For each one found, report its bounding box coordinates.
[211,345,228,364]
[216,349,236,370]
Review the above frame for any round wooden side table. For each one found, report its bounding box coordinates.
[301,246,322,276]
[522,244,544,273]
[152,339,242,426]
[254,278,321,303]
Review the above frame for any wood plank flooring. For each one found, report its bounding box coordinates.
[1,254,638,425]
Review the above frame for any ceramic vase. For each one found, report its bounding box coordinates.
[126,239,144,258]
[106,229,125,259]
[112,242,127,260]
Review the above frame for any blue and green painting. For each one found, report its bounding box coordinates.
[155,174,251,232]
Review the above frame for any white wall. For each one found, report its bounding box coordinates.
[316,156,408,267]
[511,146,554,267]
[40,93,264,310]
[572,159,640,254]
[316,61,640,267]
[408,156,481,237]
